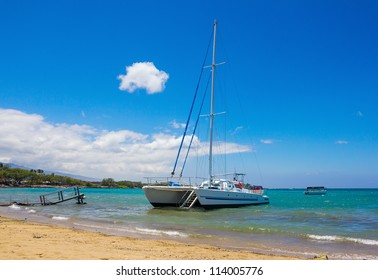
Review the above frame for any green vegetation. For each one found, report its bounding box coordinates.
[100,178,143,188]
[0,163,142,188]
[115,180,143,188]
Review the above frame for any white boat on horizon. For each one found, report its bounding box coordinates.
[304,186,327,195]
[143,20,269,209]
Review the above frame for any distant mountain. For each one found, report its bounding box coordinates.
[6,163,30,170]
[2,162,100,182]
[45,170,100,182]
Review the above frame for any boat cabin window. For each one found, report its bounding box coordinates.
[209,183,220,189]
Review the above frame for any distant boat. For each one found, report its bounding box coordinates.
[304,186,327,195]
[143,20,269,209]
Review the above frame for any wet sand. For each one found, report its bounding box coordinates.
[0,217,300,260]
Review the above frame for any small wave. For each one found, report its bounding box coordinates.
[308,234,378,245]
[73,223,131,232]
[248,227,272,233]
[27,209,36,213]
[135,227,188,238]
[73,223,188,238]
[52,216,69,221]
[8,204,21,210]
[348,238,378,246]
[308,234,338,241]
[74,223,108,229]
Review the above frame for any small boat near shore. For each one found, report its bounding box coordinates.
[304,186,327,195]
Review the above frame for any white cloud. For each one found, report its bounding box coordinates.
[260,139,274,144]
[0,108,250,180]
[335,140,348,145]
[117,62,169,94]
[170,120,186,129]
[231,126,243,135]
[94,130,148,150]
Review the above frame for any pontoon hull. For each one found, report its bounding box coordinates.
[195,188,269,209]
[142,186,195,207]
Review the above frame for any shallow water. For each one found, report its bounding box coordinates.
[1,187,377,259]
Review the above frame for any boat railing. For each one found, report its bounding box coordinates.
[306,186,326,190]
[250,189,264,195]
[144,176,205,187]
[248,185,264,195]
[214,172,246,183]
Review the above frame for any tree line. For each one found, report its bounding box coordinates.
[0,163,142,188]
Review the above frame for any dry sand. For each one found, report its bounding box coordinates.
[0,217,300,260]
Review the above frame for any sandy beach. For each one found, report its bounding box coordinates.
[0,217,300,260]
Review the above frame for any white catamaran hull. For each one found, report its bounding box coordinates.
[142,186,195,207]
[195,188,269,209]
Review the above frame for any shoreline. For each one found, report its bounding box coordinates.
[0,216,301,260]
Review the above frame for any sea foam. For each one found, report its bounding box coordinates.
[52,216,69,221]
[135,227,188,238]
[308,234,378,245]
[347,238,378,246]
[308,234,338,241]
[8,204,21,210]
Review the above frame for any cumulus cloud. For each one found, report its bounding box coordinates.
[0,108,250,180]
[117,62,169,94]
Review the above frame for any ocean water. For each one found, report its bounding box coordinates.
[1,187,377,259]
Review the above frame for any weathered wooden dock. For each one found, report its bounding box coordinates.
[39,186,86,205]
[0,186,86,207]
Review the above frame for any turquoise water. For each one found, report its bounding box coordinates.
[1,187,377,259]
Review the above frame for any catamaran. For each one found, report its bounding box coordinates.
[143,20,269,209]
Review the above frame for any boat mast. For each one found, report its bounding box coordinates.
[208,20,217,186]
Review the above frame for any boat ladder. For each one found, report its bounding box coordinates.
[179,190,198,209]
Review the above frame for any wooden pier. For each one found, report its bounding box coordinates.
[0,186,86,207]
[39,186,86,205]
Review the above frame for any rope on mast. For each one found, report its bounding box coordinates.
[171,28,214,177]
[179,75,210,177]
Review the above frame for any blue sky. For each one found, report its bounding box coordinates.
[1,0,377,187]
